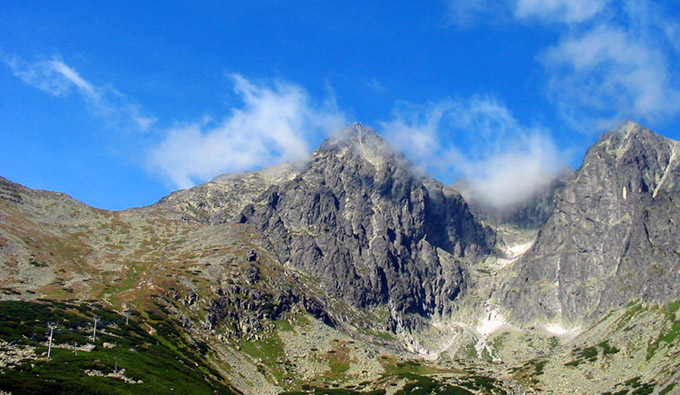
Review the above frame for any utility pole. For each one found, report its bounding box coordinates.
[92,317,100,342]
[47,322,57,359]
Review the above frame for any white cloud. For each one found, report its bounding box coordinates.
[446,0,509,28]
[380,101,449,168]
[454,133,564,208]
[381,96,567,210]
[542,24,680,130]
[535,1,680,130]
[444,0,680,130]
[3,53,155,131]
[367,78,387,93]
[514,0,609,24]
[660,18,680,52]
[445,0,607,27]
[48,60,97,94]
[148,74,347,189]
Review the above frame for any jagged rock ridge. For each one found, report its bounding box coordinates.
[234,124,495,325]
[503,121,680,325]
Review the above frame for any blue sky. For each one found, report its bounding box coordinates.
[1,1,680,210]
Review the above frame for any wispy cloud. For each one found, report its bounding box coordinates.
[367,78,387,94]
[446,0,510,28]
[379,101,448,168]
[514,0,609,24]
[444,0,680,131]
[452,132,565,209]
[446,0,609,26]
[148,74,347,189]
[538,0,680,131]
[2,53,155,131]
[381,96,567,209]
[542,24,680,131]
[4,52,347,189]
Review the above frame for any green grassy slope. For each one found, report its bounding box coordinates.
[0,300,238,394]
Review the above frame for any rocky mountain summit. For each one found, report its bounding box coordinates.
[238,125,495,324]
[156,124,495,328]
[503,120,680,325]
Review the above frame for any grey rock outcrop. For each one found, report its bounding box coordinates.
[148,161,302,222]
[237,124,494,324]
[503,121,680,325]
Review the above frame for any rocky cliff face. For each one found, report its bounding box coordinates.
[503,121,680,325]
[234,124,494,325]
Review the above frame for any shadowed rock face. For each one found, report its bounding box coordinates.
[237,124,494,323]
[503,121,680,325]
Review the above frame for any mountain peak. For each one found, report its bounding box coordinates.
[602,120,662,144]
[592,120,677,166]
[616,119,644,131]
[317,123,401,167]
[320,123,384,148]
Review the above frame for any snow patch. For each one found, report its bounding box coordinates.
[544,322,580,336]
[476,309,508,337]
[507,241,534,256]
[495,239,536,268]
[473,308,508,362]
[653,140,678,198]
[544,323,567,335]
